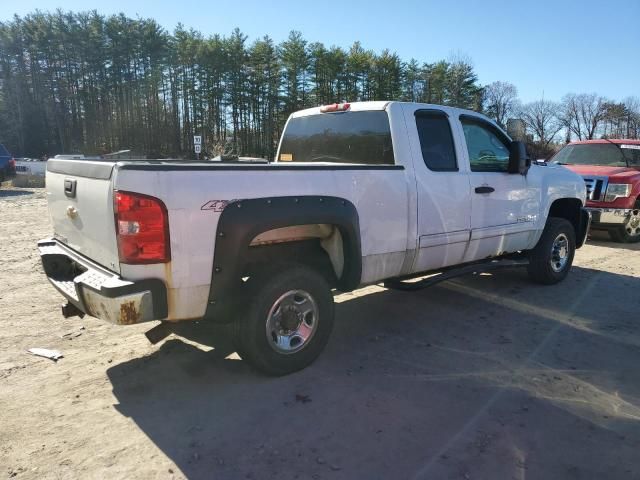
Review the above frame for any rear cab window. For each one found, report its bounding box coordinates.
[414,110,458,171]
[278,110,395,165]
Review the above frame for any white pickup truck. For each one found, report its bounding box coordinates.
[39,101,589,375]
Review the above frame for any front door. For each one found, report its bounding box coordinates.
[458,115,538,261]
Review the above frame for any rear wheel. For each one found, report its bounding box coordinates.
[527,217,576,285]
[608,203,640,243]
[234,264,334,376]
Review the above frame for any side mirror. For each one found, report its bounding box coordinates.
[508,141,530,175]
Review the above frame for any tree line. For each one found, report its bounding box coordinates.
[0,11,637,160]
[0,11,482,159]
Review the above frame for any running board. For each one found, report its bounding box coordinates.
[383,258,529,292]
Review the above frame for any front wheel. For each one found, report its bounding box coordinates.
[608,204,640,243]
[527,217,576,285]
[234,264,335,376]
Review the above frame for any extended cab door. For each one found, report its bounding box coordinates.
[403,105,471,272]
[456,114,539,260]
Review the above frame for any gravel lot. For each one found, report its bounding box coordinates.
[1,186,640,480]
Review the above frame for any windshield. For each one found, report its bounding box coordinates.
[551,143,640,167]
[278,111,394,165]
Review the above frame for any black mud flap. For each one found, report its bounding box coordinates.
[577,208,592,248]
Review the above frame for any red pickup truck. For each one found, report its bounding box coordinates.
[551,139,640,242]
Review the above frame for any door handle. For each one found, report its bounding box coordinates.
[475,186,495,194]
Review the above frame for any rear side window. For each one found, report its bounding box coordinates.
[278,111,395,165]
[415,111,457,171]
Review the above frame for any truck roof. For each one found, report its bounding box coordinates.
[290,101,491,122]
[569,139,640,145]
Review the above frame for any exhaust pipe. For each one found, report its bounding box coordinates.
[61,302,85,319]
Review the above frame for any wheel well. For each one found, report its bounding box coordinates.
[204,196,362,322]
[244,239,338,288]
[548,198,582,235]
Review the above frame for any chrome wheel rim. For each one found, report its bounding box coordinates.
[625,209,640,238]
[266,290,318,354]
[550,233,570,273]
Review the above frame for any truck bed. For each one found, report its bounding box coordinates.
[44,157,410,322]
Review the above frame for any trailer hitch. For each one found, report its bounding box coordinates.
[61,302,85,319]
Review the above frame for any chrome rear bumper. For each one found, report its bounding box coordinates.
[38,238,167,325]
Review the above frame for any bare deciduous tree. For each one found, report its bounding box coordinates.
[601,102,628,138]
[519,99,563,147]
[483,81,519,128]
[561,93,608,140]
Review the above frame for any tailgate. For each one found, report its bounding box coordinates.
[46,159,120,273]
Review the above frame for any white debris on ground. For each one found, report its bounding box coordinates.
[27,348,63,361]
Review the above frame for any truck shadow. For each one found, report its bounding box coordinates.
[107,266,640,479]
[587,230,640,251]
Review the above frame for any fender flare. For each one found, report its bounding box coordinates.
[203,195,361,321]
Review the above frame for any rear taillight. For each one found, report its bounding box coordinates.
[8,158,15,169]
[114,191,170,264]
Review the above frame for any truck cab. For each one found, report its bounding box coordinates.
[551,139,640,242]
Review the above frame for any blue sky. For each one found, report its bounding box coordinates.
[3,0,639,103]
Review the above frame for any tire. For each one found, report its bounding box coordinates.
[527,217,576,285]
[607,202,640,243]
[234,263,335,376]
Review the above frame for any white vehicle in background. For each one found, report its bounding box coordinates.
[38,101,589,375]
[14,158,47,187]
[16,158,47,174]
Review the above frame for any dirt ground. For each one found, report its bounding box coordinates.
[1,186,640,480]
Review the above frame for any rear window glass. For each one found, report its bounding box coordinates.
[278,111,395,165]
[0,144,10,156]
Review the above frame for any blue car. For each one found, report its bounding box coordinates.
[0,144,16,182]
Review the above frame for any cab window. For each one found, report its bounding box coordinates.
[460,117,510,172]
[415,110,458,171]
[278,111,394,165]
